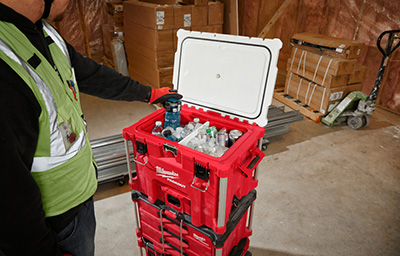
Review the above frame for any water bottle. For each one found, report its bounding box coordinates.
[151,121,163,137]
[163,98,181,129]
[173,127,184,142]
[161,128,177,141]
[181,123,194,139]
[193,118,201,129]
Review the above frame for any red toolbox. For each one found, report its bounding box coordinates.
[124,29,282,240]
[131,190,254,256]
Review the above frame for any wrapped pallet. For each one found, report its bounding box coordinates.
[284,33,367,115]
[285,73,362,114]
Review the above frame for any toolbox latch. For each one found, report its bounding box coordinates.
[191,164,211,192]
[136,141,147,155]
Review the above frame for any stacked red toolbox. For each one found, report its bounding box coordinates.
[123,29,282,256]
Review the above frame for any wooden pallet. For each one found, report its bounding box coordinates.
[273,89,324,123]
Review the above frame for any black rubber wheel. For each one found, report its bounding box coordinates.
[117,179,125,186]
[346,116,364,130]
[244,251,252,256]
[361,115,370,128]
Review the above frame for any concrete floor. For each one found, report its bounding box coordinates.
[83,94,400,256]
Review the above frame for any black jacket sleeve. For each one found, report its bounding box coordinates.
[67,43,152,102]
[0,61,62,256]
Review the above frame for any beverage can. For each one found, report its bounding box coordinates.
[217,131,228,147]
[228,130,243,146]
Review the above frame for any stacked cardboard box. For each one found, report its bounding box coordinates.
[285,33,367,114]
[123,0,224,89]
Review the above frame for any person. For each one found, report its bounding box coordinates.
[0,0,182,255]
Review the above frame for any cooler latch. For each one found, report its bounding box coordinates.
[136,141,147,155]
[191,164,210,192]
[134,141,148,166]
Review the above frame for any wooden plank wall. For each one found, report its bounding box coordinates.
[237,0,400,114]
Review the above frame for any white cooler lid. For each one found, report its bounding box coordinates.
[173,29,282,127]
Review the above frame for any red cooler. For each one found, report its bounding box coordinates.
[123,29,282,255]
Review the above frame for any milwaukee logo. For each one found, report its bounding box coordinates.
[155,166,179,179]
[193,233,209,247]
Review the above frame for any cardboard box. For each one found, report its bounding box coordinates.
[106,2,123,14]
[286,58,350,88]
[123,1,174,30]
[111,11,124,27]
[289,46,356,76]
[291,32,364,59]
[208,1,224,25]
[195,0,209,5]
[138,0,176,5]
[128,61,174,89]
[124,21,174,51]
[174,4,192,28]
[191,24,223,33]
[348,64,367,84]
[125,40,174,68]
[284,72,362,114]
[178,0,194,4]
[191,5,208,26]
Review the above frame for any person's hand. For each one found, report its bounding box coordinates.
[149,87,182,104]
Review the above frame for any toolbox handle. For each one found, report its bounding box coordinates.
[238,146,264,178]
[124,139,134,181]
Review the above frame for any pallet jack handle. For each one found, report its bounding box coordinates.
[369,30,400,101]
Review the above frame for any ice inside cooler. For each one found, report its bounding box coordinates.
[137,104,252,158]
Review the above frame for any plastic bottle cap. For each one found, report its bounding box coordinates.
[155,121,162,126]
[167,98,180,102]
[162,129,172,136]
[194,118,200,123]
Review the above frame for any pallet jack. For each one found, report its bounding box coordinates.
[322,30,400,129]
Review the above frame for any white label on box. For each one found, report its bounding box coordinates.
[184,14,191,27]
[156,11,165,25]
[336,48,344,53]
[330,91,344,101]
[157,25,163,30]
[328,102,339,112]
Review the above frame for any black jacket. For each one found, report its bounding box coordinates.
[0,3,151,255]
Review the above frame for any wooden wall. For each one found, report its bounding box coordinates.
[236,0,400,114]
[57,0,400,114]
